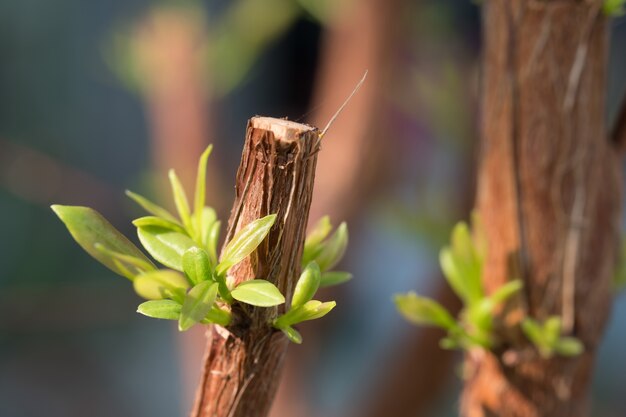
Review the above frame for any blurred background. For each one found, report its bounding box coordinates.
[1,1,625,416]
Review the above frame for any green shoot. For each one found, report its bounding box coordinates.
[52,145,351,336]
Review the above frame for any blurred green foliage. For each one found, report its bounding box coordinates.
[105,0,348,97]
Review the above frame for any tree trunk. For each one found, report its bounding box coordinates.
[463,1,622,417]
[190,117,319,417]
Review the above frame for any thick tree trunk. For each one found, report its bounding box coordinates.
[190,117,319,417]
[463,1,622,417]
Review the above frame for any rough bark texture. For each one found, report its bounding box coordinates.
[462,1,622,417]
[190,117,319,417]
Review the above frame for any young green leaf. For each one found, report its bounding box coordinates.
[439,248,471,304]
[314,222,348,272]
[137,299,182,320]
[169,169,193,234]
[439,336,461,350]
[196,206,217,246]
[182,247,212,285]
[201,305,232,326]
[521,318,545,347]
[543,316,562,347]
[465,298,495,333]
[320,271,353,287]
[450,222,483,304]
[217,214,277,275]
[132,216,186,234]
[281,326,303,344]
[51,205,153,278]
[125,190,179,223]
[302,216,332,265]
[194,145,213,233]
[275,300,336,328]
[179,281,219,331]
[554,337,584,357]
[300,300,334,320]
[94,243,156,278]
[292,262,321,308]
[230,279,285,307]
[137,226,197,271]
[206,220,221,265]
[395,292,456,330]
[305,216,333,248]
[133,270,189,301]
[603,0,626,16]
[489,280,523,304]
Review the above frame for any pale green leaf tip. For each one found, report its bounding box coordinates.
[51,204,71,218]
[201,144,213,157]
[178,318,194,332]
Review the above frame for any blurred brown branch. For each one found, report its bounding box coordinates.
[0,138,119,211]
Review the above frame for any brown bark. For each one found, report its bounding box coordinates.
[190,117,320,417]
[464,1,621,417]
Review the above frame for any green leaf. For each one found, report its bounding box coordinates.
[137,299,182,320]
[133,270,189,301]
[132,216,186,233]
[603,0,626,16]
[465,298,495,333]
[395,292,456,330]
[543,316,562,347]
[194,145,213,234]
[169,169,193,234]
[276,300,336,327]
[231,279,285,307]
[439,336,461,350]
[521,318,544,346]
[320,271,353,287]
[439,247,470,304]
[281,326,302,344]
[217,214,277,275]
[292,262,321,308]
[302,216,332,265]
[183,247,212,285]
[450,222,483,303]
[137,226,197,271]
[554,337,584,357]
[201,305,232,326]
[125,190,178,223]
[179,281,219,331]
[94,243,156,278]
[196,206,217,246]
[490,280,523,304]
[305,216,333,247]
[314,222,348,272]
[206,220,221,265]
[51,205,154,278]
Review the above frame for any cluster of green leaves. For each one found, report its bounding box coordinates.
[52,146,287,332]
[521,317,583,359]
[603,0,626,16]
[273,217,351,344]
[52,146,352,340]
[395,216,523,350]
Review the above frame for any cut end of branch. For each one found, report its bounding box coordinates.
[251,117,318,143]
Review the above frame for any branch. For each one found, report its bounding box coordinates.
[190,117,320,417]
